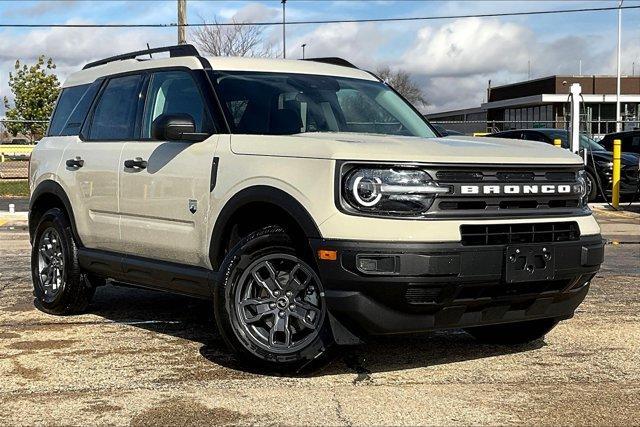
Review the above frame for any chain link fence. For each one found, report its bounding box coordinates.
[429,119,640,139]
[1,119,45,180]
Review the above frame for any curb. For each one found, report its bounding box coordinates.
[0,211,28,229]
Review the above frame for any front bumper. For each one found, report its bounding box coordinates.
[310,235,604,337]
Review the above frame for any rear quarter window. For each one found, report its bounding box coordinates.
[48,82,103,137]
[48,84,91,136]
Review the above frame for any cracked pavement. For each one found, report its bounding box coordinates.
[1,227,639,425]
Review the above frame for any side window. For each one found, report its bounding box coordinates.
[59,81,102,136]
[48,84,90,136]
[142,70,211,139]
[87,74,143,140]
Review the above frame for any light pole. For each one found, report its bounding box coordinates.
[615,0,623,132]
[177,0,187,44]
[281,0,286,58]
[301,43,306,59]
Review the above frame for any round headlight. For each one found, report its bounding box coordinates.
[343,167,447,216]
[352,176,382,206]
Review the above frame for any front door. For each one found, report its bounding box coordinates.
[118,70,218,266]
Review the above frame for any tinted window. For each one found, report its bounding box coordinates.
[48,84,90,136]
[211,71,436,137]
[142,70,211,138]
[88,74,143,140]
[59,81,102,136]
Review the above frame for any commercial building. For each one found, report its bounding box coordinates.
[427,75,640,137]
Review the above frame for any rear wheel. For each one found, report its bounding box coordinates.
[464,318,559,344]
[214,226,333,371]
[31,208,102,315]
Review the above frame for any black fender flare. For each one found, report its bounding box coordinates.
[29,180,82,245]
[209,185,322,269]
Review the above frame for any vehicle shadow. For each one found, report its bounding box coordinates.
[90,283,545,378]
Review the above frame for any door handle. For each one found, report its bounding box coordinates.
[124,157,148,170]
[65,157,84,169]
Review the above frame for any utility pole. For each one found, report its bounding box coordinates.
[615,0,623,132]
[579,59,582,75]
[528,58,531,79]
[281,0,287,58]
[301,43,306,59]
[177,0,187,44]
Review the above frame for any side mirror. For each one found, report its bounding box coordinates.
[151,113,210,142]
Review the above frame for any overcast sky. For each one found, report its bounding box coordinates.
[0,0,639,114]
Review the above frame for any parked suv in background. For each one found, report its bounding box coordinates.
[29,45,604,370]
[599,130,640,155]
[488,128,640,202]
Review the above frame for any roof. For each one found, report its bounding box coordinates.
[63,54,375,88]
[205,56,376,81]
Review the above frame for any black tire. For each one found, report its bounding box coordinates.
[585,171,599,202]
[464,318,559,344]
[214,226,333,371]
[31,207,101,315]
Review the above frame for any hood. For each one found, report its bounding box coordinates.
[231,133,584,165]
[588,150,640,166]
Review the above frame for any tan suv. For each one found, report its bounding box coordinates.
[29,45,604,370]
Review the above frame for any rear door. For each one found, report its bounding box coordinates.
[58,74,145,251]
[118,69,218,266]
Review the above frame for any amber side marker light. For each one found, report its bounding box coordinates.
[317,249,337,261]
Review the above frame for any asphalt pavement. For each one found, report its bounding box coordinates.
[0,202,638,425]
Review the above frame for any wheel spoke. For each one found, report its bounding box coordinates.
[287,264,311,292]
[39,247,51,261]
[269,314,291,347]
[293,300,321,329]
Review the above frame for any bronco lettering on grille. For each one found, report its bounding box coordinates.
[460,184,573,195]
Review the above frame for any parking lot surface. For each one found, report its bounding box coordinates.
[1,228,639,425]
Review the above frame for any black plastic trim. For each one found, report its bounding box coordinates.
[209,186,322,269]
[77,247,213,299]
[198,57,232,134]
[210,157,219,192]
[29,180,82,245]
[303,57,358,68]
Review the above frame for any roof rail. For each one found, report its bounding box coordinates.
[303,57,358,69]
[83,44,200,70]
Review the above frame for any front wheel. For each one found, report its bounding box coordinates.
[464,318,559,344]
[214,226,333,371]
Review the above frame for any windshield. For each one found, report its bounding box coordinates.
[210,71,436,138]
[547,130,606,151]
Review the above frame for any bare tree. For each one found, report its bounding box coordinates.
[376,66,427,109]
[191,17,276,57]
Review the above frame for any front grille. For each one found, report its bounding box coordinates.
[460,222,580,246]
[424,165,585,218]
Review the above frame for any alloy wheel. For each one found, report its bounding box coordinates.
[37,227,65,302]
[234,253,325,354]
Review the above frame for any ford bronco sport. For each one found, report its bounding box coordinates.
[29,45,604,370]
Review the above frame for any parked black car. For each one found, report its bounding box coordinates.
[432,123,464,136]
[487,129,640,201]
[599,130,640,155]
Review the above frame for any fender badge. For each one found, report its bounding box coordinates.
[188,199,198,214]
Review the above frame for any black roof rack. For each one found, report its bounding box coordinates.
[303,57,358,69]
[83,44,200,70]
